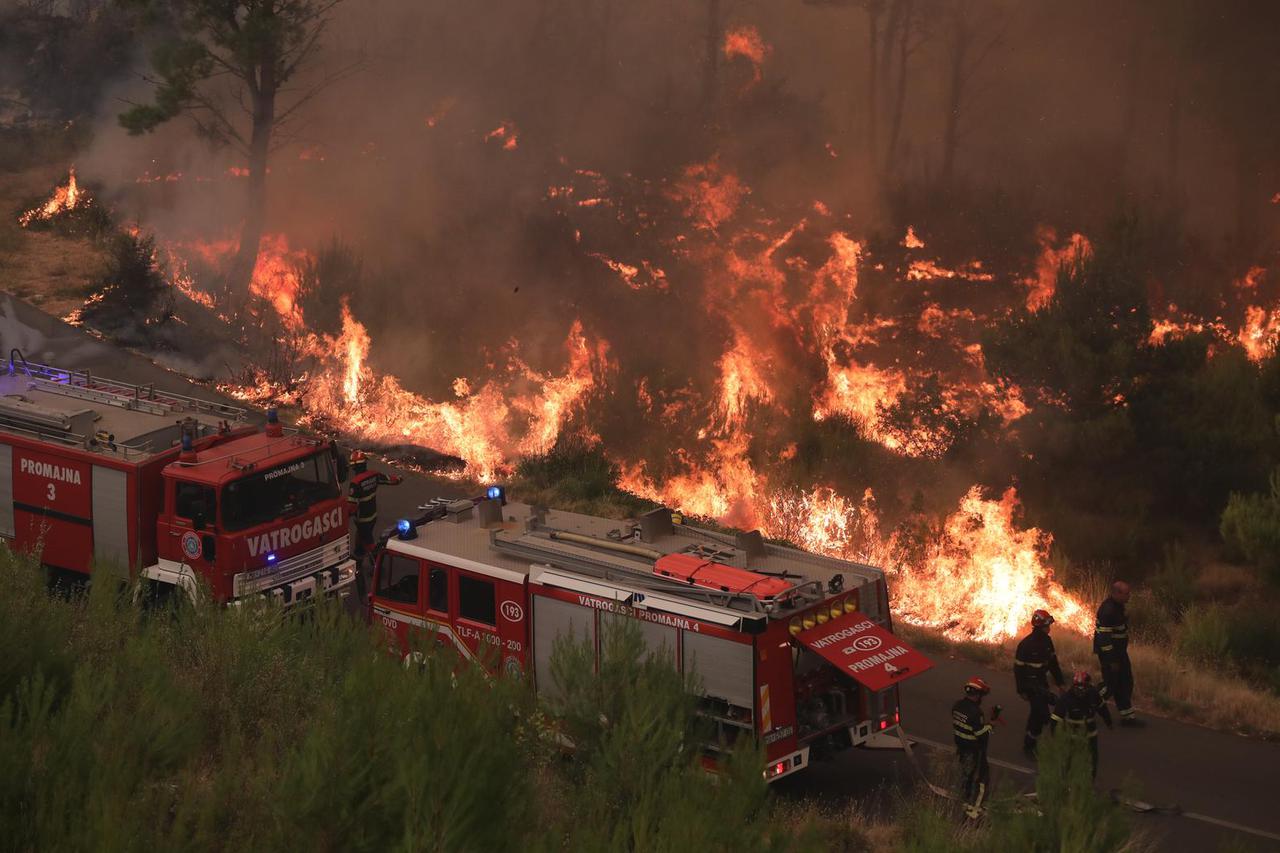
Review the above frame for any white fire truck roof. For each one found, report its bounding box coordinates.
[0,361,245,460]
[388,499,885,619]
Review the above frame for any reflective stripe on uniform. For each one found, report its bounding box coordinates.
[954,730,978,740]
[1015,659,1045,667]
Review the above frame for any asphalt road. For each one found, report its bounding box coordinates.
[7,295,1280,851]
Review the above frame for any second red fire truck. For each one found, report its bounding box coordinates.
[369,493,934,781]
[0,354,356,603]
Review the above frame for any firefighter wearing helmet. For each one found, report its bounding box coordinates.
[347,450,403,559]
[1050,670,1113,779]
[1014,609,1066,759]
[951,677,1000,819]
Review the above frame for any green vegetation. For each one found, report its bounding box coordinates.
[983,218,1279,565]
[79,230,174,343]
[514,437,656,518]
[0,546,1152,851]
[1220,469,1280,587]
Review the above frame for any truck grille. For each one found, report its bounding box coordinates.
[233,535,350,597]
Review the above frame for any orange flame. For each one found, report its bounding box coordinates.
[906,258,995,282]
[671,158,747,231]
[19,167,86,227]
[1239,305,1280,363]
[1024,228,1090,311]
[485,121,519,150]
[767,486,1090,641]
[901,225,925,249]
[298,305,606,480]
[722,25,769,88]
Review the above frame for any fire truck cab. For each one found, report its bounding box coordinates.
[370,496,934,781]
[0,357,356,604]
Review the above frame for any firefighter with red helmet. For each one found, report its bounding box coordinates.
[1051,670,1113,780]
[951,677,1000,819]
[1095,580,1140,725]
[1014,609,1066,759]
[348,450,403,559]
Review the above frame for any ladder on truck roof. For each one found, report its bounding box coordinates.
[489,522,828,617]
[8,350,246,420]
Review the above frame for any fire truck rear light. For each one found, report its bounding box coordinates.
[894,710,900,724]
[844,599,858,614]
[880,719,889,730]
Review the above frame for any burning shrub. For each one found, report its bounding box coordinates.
[515,436,653,517]
[78,230,174,344]
[15,168,112,238]
[295,237,363,337]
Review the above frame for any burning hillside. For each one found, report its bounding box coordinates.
[33,1,1280,647]
[113,148,1111,642]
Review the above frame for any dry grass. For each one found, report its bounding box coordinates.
[770,798,899,852]
[0,164,108,316]
[900,622,1280,739]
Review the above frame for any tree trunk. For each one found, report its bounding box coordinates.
[1235,141,1262,256]
[702,0,721,122]
[1166,72,1181,188]
[230,59,277,299]
[864,1,882,164]
[1116,25,1143,190]
[883,0,913,171]
[939,14,968,183]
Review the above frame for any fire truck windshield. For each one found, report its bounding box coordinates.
[221,451,340,532]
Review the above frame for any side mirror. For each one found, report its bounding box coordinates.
[201,534,216,564]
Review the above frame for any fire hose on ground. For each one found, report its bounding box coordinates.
[889,726,1280,844]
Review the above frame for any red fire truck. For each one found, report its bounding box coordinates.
[369,494,934,781]
[0,355,355,603]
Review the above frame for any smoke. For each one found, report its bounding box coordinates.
[70,0,1279,487]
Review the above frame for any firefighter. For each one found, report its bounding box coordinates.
[1094,580,1140,726]
[951,677,1000,819]
[1050,670,1113,779]
[348,450,403,560]
[1014,609,1066,760]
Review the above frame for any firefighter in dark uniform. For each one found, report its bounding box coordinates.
[348,450,403,559]
[1051,670,1113,779]
[951,677,1000,819]
[1094,580,1140,725]
[1015,609,1066,759]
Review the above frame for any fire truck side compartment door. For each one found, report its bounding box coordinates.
[0,444,12,538]
[795,611,934,692]
[601,610,676,665]
[92,465,129,578]
[682,631,754,712]
[533,595,596,701]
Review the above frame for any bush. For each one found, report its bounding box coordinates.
[78,230,174,342]
[0,549,535,850]
[1146,542,1196,618]
[514,436,654,518]
[892,728,1136,853]
[1220,470,1280,587]
[296,237,363,335]
[1176,603,1232,663]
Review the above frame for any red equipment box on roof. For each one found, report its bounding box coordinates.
[654,552,795,600]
